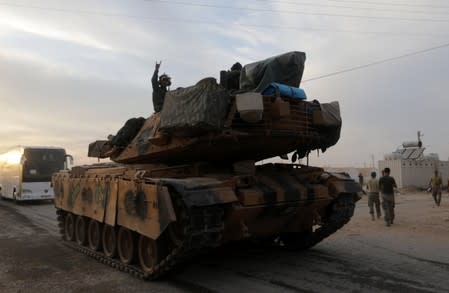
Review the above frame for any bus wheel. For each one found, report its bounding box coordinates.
[102,225,117,258]
[75,216,88,246]
[117,227,136,265]
[64,213,76,241]
[88,220,103,251]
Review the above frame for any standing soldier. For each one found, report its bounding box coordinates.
[430,170,442,206]
[358,172,364,188]
[152,61,171,113]
[366,171,381,221]
[379,168,397,227]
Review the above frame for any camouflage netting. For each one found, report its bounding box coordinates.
[160,77,230,135]
[240,51,306,93]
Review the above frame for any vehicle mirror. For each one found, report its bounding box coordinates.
[65,154,74,169]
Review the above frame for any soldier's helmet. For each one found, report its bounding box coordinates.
[371,171,376,178]
[159,73,172,86]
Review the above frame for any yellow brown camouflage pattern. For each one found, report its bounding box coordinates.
[53,163,360,242]
[54,91,359,280]
[88,97,340,164]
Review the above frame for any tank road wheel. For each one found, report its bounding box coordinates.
[88,220,103,251]
[102,225,118,258]
[64,213,75,241]
[138,235,161,273]
[117,227,136,264]
[75,216,88,246]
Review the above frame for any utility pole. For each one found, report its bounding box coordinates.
[371,154,375,169]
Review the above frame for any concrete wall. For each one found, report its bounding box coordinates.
[378,159,449,188]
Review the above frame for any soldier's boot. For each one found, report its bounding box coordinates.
[371,214,375,221]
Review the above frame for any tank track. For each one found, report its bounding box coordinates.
[282,193,357,250]
[56,203,224,280]
[309,193,356,245]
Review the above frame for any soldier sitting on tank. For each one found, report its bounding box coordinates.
[219,62,242,92]
[152,61,171,113]
[104,117,146,156]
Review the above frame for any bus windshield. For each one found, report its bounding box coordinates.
[22,148,66,182]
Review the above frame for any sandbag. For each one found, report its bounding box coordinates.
[312,101,341,128]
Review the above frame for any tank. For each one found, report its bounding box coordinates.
[52,51,361,280]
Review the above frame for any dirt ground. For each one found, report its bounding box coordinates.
[1,191,449,293]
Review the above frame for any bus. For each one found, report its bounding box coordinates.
[0,146,73,201]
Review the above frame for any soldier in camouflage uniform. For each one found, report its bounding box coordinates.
[366,171,381,221]
[152,61,171,113]
[379,168,397,227]
[430,170,442,206]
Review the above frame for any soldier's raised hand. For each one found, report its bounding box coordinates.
[155,61,161,70]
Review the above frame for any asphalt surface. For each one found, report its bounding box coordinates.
[1,193,449,293]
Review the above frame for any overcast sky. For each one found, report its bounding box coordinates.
[0,0,448,167]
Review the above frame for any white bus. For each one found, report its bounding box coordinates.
[0,146,72,201]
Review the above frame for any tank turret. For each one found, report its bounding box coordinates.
[88,52,342,165]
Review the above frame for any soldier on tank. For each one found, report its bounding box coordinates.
[429,170,442,206]
[152,61,171,113]
[379,167,397,227]
[366,171,381,221]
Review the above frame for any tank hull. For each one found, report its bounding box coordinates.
[53,162,360,279]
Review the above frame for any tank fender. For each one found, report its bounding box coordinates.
[117,180,176,240]
[155,178,238,207]
[325,172,362,197]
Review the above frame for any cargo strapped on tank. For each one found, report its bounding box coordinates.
[261,83,307,100]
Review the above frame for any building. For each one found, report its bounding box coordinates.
[378,133,449,189]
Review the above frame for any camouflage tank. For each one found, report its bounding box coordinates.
[52,52,361,280]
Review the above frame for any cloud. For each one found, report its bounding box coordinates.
[0,12,114,52]
[1,0,448,167]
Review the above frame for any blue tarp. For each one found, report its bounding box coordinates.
[261,82,307,100]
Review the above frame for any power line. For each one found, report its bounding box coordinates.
[251,0,449,15]
[0,2,447,38]
[145,0,449,23]
[302,42,449,83]
[327,0,449,9]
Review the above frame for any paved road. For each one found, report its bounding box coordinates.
[1,194,449,293]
